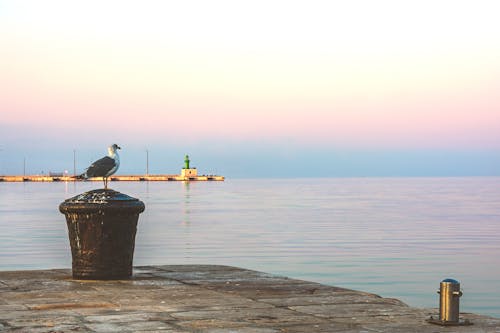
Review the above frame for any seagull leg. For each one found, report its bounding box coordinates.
[103,177,107,190]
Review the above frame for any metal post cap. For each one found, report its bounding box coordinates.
[60,189,145,214]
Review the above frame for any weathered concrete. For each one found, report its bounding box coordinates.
[0,265,498,332]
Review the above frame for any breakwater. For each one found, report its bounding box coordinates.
[0,174,224,182]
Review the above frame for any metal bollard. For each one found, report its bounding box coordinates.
[60,189,145,280]
[439,278,462,323]
[427,278,472,326]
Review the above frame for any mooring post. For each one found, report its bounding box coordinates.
[427,278,472,326]
[439,278,462,323]
[59,189,145,280]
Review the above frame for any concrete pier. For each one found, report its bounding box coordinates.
[0,265,498,332]
[0,174,224,182]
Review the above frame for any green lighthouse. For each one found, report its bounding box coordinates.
[181,154,197,178]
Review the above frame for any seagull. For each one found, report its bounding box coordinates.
[77,144,121,189]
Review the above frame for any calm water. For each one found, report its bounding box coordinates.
[1,178,499,318]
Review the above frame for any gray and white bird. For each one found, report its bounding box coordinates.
[77,144,121,189]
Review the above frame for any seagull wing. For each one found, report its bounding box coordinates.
[85,156,116,178]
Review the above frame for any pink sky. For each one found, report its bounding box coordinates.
[1,1,500,176]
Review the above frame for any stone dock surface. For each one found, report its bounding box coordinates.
[0,265,499,333]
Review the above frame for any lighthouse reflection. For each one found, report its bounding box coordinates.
[182,181,191,225]
[181,181,192,259]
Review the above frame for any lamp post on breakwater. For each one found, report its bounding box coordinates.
[73,149,76,177]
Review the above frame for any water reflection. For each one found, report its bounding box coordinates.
[181,181,192,259]
[182,181,191,225]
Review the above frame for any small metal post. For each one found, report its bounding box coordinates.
[427,278,472,326]
[439,278,462,323]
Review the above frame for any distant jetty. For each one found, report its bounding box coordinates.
[0,174,224,182]
[0,154,224,182]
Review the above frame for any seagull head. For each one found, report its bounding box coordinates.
[108,144,121,157]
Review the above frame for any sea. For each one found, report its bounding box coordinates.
[0,177,499,318]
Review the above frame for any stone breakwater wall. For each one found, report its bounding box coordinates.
[0,174,224,182]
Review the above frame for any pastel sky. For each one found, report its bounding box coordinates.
[1,0,499,177]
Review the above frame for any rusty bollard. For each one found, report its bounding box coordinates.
[59,189,145,280]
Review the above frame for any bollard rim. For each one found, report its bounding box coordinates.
[59,189,145,214]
